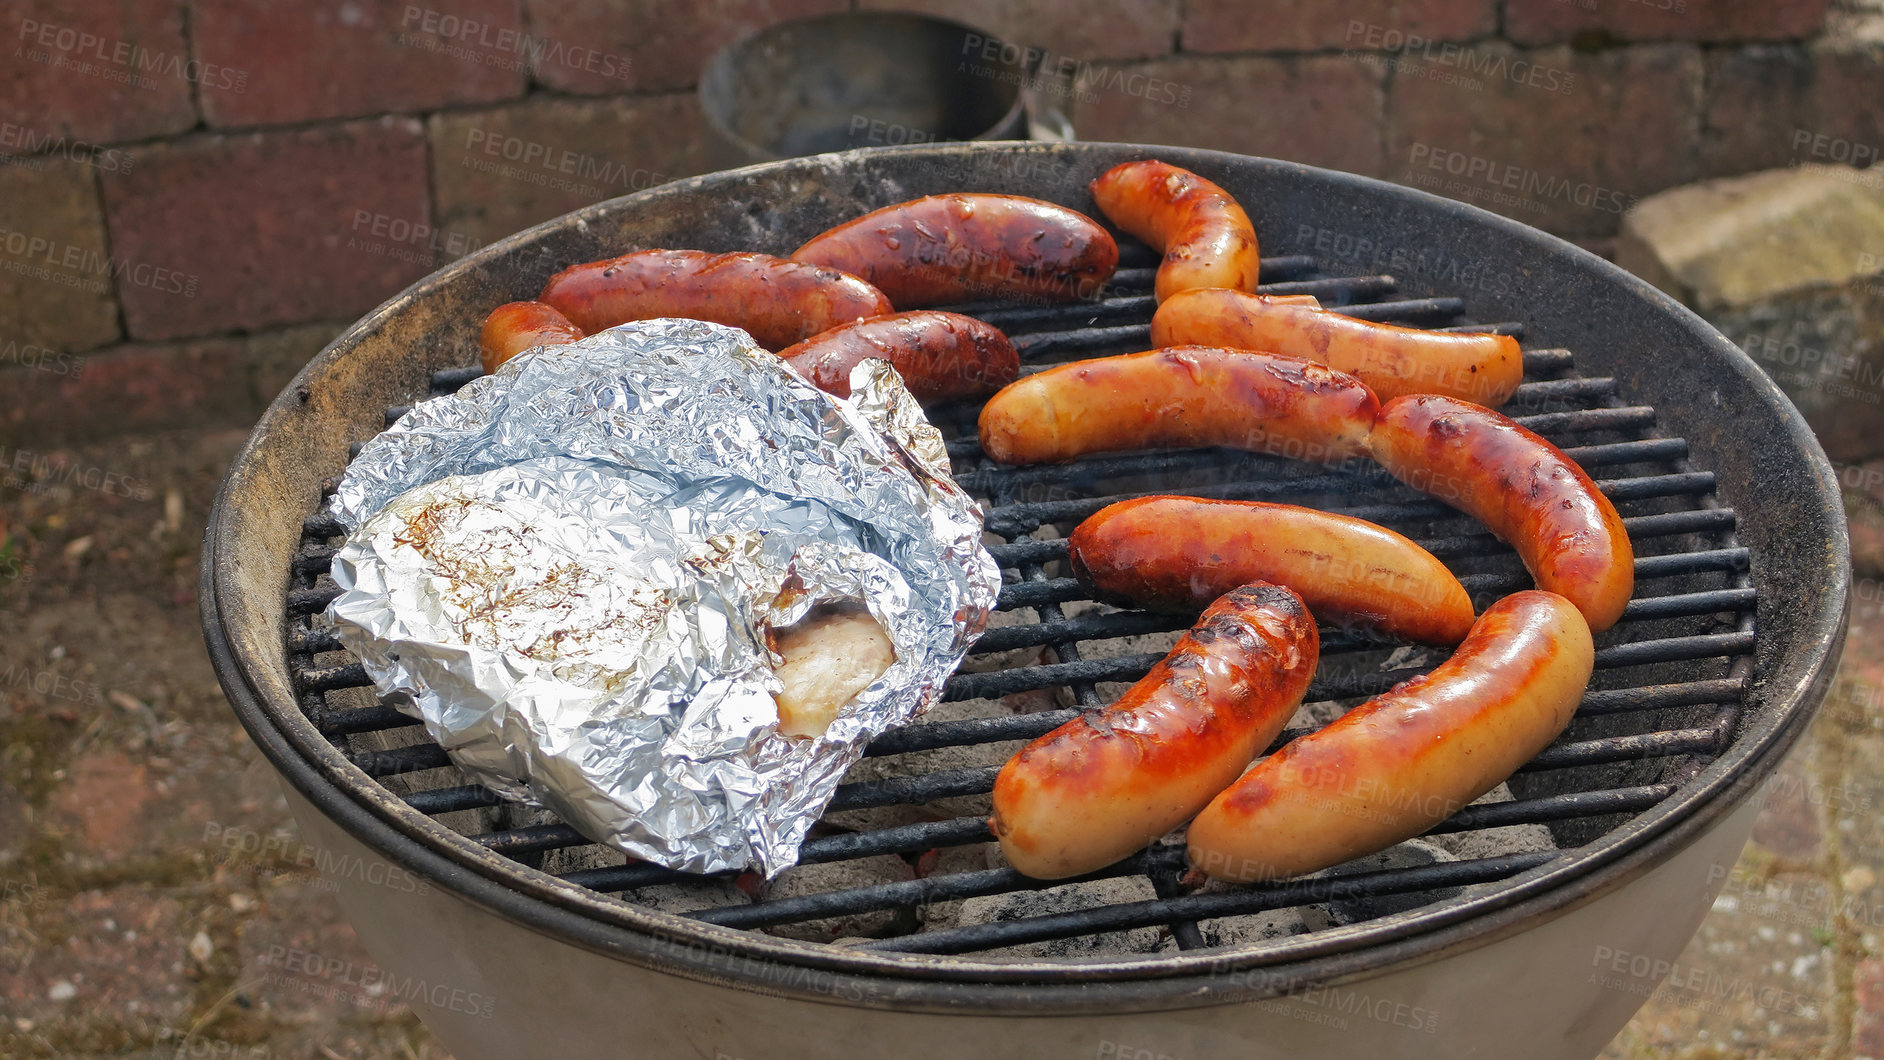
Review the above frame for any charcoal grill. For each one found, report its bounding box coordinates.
[201,143,1849,1059]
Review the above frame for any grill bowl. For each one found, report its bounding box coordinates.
[201,142,1849,1059]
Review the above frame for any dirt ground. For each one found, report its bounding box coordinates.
[1,427,1882,1059]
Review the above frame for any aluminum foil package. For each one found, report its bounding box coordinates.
[325,319,1001,875]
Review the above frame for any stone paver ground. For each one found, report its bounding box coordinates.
[2,428,1881,1059]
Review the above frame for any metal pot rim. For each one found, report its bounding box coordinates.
[696,11,1034,165]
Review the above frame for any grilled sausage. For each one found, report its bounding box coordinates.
[1368,394,1633,632]
[992,584,1319,880]
[1069,497,1475,647]
[1089,160,1260,301]
[1187,590,1592,883]
[977,347,1379,466]
[480,300,585,374]
[538,249,892,352]
[792,194,1119,307]
[1150,287,1524,406]
[778,311,1020,404]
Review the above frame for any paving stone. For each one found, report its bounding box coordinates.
[0,885,198,1033]
[46,752,155,866]
[1615,163,1884,462]
[1825,595,1884,935]
[1856,957,1884,1059]
[1595,866,1838,1057]
[0,778,30,870]
[0,423,458,1056]
[234,876,400,1027]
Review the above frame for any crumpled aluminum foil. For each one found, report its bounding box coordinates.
[324,319,1000,876]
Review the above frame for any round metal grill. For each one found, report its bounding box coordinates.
[276,236,1755,960]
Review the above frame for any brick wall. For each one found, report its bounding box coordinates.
[3,0,1882,445]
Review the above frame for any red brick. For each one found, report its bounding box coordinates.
[0,323,342,446]
[1701,45,1814,179]
[0,156,120,353]
[1073,55,1386,178]
[1505,0,1830,46]
[1183,0,1495,54]
[99,118,430,340]
[429,94,710,248]
[1386,43,1703,236]
[192,0,527,127]
[0,0,196,145]
[1802,40,1884,173]
[246,320,351,409]
[522,0,848,93]
[1700,40,1884,181]
[860,0,1180,61]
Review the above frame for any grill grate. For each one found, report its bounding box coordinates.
[280,239,1755,959]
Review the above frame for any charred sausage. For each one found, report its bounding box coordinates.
[1069,497,1475,647]
[977,347,1379,465]
[538,249,892,352]
[992,584,1319,880]
[792,194,1119,307]
[480,301,585,374]
[1089,160,1260,301]
[1187,590,1593,882]
[778,311,1020,404]
[1368,394,1633,632]
[1150,287,1524,406]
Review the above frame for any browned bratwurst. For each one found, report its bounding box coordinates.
[480,300,586,374]
[792,194,1119,307]
[1368,394,1633,632]
[1089,160,1260,301]
[778,311,1020,404]
[538,249,892,352]
[1069,497,1476,647]
[1151,287,1524,406]
[978,347,1379,465]
[1188,590,1593,882]
[992,584,1319,880]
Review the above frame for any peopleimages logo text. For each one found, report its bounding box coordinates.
[17,18,248,91]
[1407,144,1633,214]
